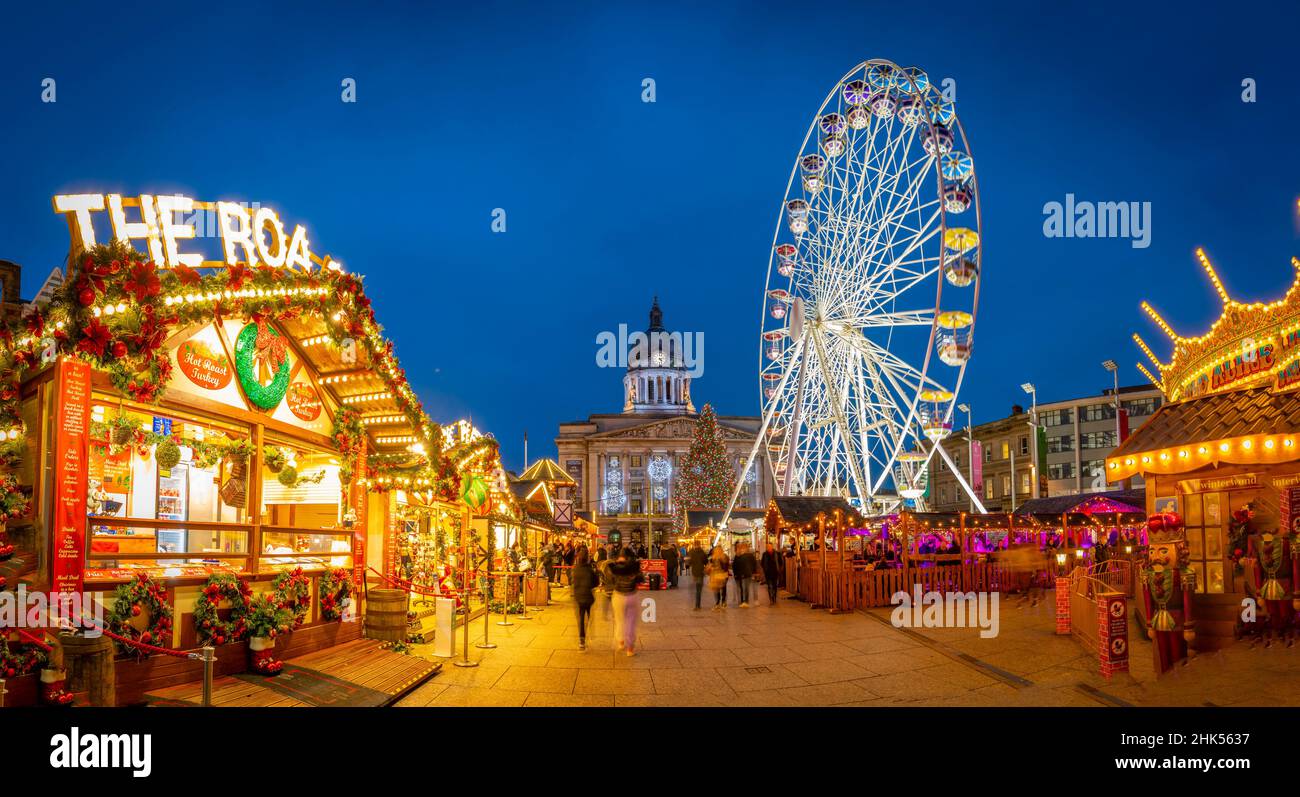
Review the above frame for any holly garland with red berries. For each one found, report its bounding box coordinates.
[318,568,354,621]
[192,572,253,646]
[0,637,48,678]
[106,573,174,657]
[0,239,441,475]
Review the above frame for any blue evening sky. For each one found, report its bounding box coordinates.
[2,1,1298,469]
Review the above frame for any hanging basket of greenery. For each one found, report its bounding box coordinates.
[108,414,136,446]
[155,439,181,470]
[264,446,287,473]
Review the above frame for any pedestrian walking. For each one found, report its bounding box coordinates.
[733,542,757,608]
[597,547,615,622]
[688,540,707,610]
[542,543,556,583]
[663,544,679,589]
[608,546,644,655]
[707,546,731,611]
[570,545,597,650]
[760,542,781,606]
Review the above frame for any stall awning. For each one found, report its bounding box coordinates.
[518,458,575,484]
[1106,387,1300,481]
[1013,489,1145,517]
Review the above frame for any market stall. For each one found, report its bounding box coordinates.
[1108,247,1300,662]
[0,192,446,703]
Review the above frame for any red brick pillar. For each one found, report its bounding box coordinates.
[1097,591,1129,679]
[1055,576,1071,635]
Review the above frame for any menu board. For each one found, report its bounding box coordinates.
[53,359,91,594]
[1281,487,1300,536]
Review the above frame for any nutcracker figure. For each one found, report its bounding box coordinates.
[1248,530,1296,645]
[1139,512,1195,675]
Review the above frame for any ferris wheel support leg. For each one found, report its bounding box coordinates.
[783,337,812,498]
[720,337,805,530]
[930,439,988,513]
[811,331,871,505]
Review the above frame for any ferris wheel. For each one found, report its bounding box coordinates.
[726,58,986,519]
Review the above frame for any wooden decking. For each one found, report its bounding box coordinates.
[144,639,441,707]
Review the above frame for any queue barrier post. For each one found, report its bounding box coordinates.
[454,590,479,668]
[495,571,514,628]
[477,576,498,648]
[200,646,215,707]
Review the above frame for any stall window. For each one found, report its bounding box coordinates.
[258,436,350,573]
[86,400,251,573]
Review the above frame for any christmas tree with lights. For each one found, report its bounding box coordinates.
[673,404,736,530]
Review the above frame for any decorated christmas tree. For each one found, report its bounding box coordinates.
[673,404,736,530]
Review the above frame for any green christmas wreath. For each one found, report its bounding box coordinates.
[193,573,253,646]
[234,323,290,410]
[106,572,174,657]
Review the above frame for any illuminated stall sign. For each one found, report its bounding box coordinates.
[1179,330,1300,400]
[177,339,234,390]
[52,193,342,273]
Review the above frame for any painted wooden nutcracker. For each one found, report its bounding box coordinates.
[1248,529,1296,645]
[1139,512,1195,674]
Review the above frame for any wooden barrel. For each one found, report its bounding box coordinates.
[62,633,116,707]
[364,588,409,643]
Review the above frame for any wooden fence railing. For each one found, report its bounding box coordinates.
[794,560,1040,611]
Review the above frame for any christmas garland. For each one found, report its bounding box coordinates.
[332,405,364,486]
[0,638,48,678]
[193,573,253,646]
[245,593,293,639]
[1228,503,1255,575]
[271,567,312,628]
[0,239,441,473]
[106,573,174,657]
[0,473,30,525]
[318,568,354,621]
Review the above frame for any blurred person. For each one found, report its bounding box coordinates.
[760,542,782,606]
[570,545,597,650]
[733,542,757,608]
[608,546,644,655]
[689,540,708,610]
[707,546,731,611]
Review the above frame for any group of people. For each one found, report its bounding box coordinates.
[550,538,791,655]
[565,542,646,654]
[684,540,784,611]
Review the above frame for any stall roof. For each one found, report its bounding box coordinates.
[1013,489,1145,517]
[1112,387,1300,458]
[768,496,861,525]
[686,509,766,529]
[518,458,575,484]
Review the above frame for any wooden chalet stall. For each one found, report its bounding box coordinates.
[1107,247,1300,654]
[0,192,447,704]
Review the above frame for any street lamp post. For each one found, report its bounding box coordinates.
[1021,383,1039,500]
[958,402,974,513]
[1102,360,1126,490]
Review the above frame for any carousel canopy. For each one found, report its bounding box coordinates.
[518,458,575,484]
[1013,488,1146,518]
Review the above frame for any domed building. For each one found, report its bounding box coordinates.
[622,298,695,415]
[556,299,773,547]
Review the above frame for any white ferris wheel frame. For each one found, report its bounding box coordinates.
[720,58,987,530]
